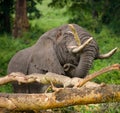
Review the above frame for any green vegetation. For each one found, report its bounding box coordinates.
[90,26,120,84]
[0,0,120,112]
[31,0,69,31]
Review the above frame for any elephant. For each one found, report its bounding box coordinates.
[7,24,117,93]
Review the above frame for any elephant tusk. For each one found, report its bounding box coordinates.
[72,37,93,53]
[98,47,118,59]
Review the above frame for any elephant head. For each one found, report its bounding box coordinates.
[7,24,117,93]
[62,24,117,78]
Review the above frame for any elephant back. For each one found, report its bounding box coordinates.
[7,47,33,74]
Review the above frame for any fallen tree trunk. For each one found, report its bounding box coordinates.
[0,64,120,111]
[0,85,120,111]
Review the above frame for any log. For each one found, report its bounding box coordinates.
[0,85,120,111]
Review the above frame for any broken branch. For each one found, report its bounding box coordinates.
[75,64,120,87]
[0,64,120,88]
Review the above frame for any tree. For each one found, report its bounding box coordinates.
[101,0,120,33]
[12,0,42,38]
[12,0,29,38]
[0,0,42,36]
[0,0,14,33]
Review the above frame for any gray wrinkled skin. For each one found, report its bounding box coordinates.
[7,24,99,93]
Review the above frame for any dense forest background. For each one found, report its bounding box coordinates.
[0,0,120,112]
[0,0,120,35]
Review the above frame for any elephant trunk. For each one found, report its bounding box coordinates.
[74,51,95,78]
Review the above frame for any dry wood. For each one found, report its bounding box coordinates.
[0,64,120,88]
[75,64,120,87]
[0,85,120,111]
[0,64,120,111]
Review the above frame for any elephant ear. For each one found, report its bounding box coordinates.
[28,37,65,75]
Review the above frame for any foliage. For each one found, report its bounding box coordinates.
[27,0,42,20]
[49,0,120,34]
[0,0,42,34]
[0,0,14,33]
[30,0,69,32]
[90,26,120,84]
[101,0,120,34]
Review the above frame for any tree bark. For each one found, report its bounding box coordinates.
[0,64,119,87]
[12,0,29,38]
[0,85,120,111]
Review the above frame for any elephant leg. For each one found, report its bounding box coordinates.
[27,63,52,93]
[13,82,49,93]
[28,82,49,93]
[12,82,29,93]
